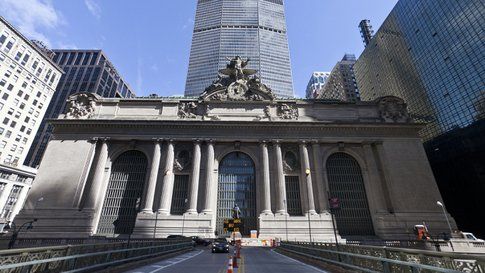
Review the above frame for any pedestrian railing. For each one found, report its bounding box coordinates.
[0,239,192,273]
[280,241,485,273]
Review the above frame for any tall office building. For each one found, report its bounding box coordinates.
[25,50,136,168]
[354,0,484,236]
[0,17,62,226]
[185,0,294,98]
[358,19,374,47]
[310,55,360,102]
[319,54,360,102]
[305,72,330,99]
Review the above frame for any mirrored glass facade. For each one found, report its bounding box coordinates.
[185,0,294,98]
[354,0,484,237]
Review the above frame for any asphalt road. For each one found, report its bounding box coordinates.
[125,247,329,273]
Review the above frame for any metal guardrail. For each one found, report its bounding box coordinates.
[0,239,192,273]
[280,241,485,273]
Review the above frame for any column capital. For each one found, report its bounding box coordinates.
[204,139,214,144]
[298,140,309,145]
[91,137,110,143]
[311,140,320,145]
[192,138,202,144]
[151,138,164,143]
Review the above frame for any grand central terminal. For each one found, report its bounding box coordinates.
[16,59,455,241]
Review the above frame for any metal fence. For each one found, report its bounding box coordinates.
[280,241,485,273]
[0,239,192,273]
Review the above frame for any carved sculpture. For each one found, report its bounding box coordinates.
[200,56,275,101]
[178,102,198,119]
[277,103,299,120]
[173,150,191,171]
[377,96,410,123]
[65,93,97,119]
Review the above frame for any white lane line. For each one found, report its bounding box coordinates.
[271,249,329,273]
[146,250,204,273]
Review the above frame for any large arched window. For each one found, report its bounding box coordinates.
[326,152,374,236]
[97,150,148,235]
[216,152,257,236]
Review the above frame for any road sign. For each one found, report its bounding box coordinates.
[223,219,243,232]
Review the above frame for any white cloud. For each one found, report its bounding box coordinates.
[84,0,101,19]
[0,0,63,47]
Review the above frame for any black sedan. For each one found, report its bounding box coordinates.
[211,239,230,253]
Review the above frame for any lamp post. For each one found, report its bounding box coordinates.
[436,201,453,236]
[181,198,188,236]
[4,219,37,249]
[283,199,288,241]
[305,168,312,243]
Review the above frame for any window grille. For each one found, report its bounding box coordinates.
[285,176,302,216]
[170,175,189,215]
[97,151,147,235]
[326,153,374,236]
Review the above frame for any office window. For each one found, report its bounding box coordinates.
[2,117,9,125]
[10,144,17,152]
[0,141,6,148]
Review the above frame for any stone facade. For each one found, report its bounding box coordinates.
[15,91,456,241]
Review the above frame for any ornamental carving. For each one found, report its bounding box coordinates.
[283,150,299,173]
[200,56,275,101]
[173,150,191,171]
[65,93,98,119]
[277,103,299,120]
[178,102,198,119]
[376,96,410,123]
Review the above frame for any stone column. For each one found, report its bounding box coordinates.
[142,140,162,213]
[274,142,287,215]
[312,141,328,213]
[202,140,215,214]
[260,141,272,214]
[158,140,175,215]
[85,138,109,209]
[300,142,316,214]
[186,140,201,214]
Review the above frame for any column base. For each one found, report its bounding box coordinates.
[200,210,212,215]
[260,210,274,216]
[157,209,170,216]
[305,210,317,216]
[275,210,289,216]
[184,210,198,216]
[140,209,154,214]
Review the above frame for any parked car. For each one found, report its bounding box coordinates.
[456,232,484,242]
[191,236,211,246]
[167,235,187,239]
[211,238,229,253]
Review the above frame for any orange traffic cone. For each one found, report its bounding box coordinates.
[227,256,234,273]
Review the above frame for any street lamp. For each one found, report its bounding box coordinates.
[436,201,453,237]
[181,198,188,236]
[305,168,312,243]
[283,199,288,241]
[4,219,38,249]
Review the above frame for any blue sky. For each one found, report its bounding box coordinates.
[1,0,397,97]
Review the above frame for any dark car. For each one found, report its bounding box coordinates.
[211,238,229,253]
[191,236,211,246]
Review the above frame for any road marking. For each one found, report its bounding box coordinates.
[144,250,203,273]
[270,249,329,273]
[237,255,245,273]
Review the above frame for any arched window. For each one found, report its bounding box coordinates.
[216,152,256,236]
[97,150,147,235]
[326,153,374,236]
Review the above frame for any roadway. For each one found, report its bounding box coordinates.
[125,246,329,273]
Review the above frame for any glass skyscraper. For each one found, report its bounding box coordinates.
[354,0,484,237]
[185,0,294,98]
[25,50,136,168]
